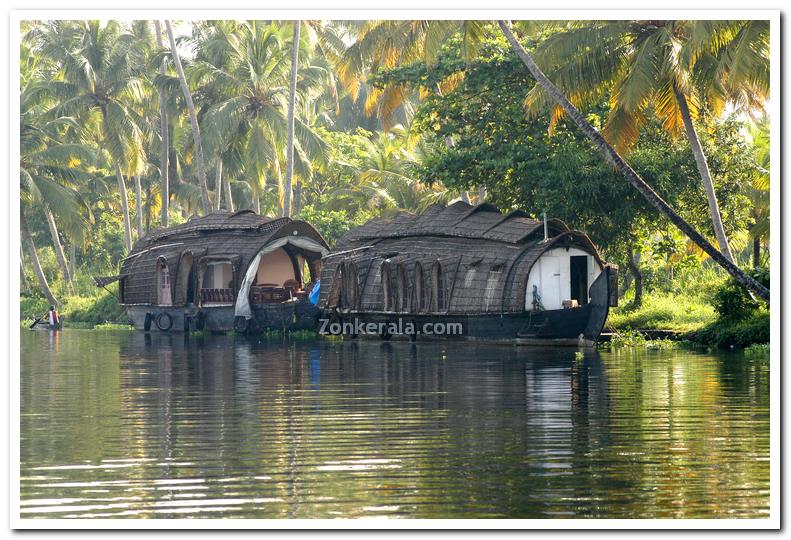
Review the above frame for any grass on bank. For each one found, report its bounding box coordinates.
[607,290,717,333]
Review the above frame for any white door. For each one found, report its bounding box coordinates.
[158,263,172,306]
[539,255,561,310]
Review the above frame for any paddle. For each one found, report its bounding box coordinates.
[29,313,47,329]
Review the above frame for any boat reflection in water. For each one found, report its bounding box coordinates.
[20,330,769,519]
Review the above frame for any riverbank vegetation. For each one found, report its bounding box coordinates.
[19,20,771,348]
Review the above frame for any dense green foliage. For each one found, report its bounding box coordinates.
[18,20,771,347]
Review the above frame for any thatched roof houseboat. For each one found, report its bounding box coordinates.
[317,202,618,344]
[99,210,328,332]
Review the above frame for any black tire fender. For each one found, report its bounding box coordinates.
[195,311,206,331]
[155,312,173,332]
[143,312,153,332]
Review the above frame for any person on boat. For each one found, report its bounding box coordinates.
[48,306,60,328]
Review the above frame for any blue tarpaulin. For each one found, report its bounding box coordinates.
[309,280,320,305]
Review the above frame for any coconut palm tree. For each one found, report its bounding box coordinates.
[194,21,328,215]
[339,20,487,201]
[164,20,211,215]
[497,20,768,301]
[154,21,170,227]
[31,20,147,253]
[20,36,93,288]
[284,20,301,218]
[329,126,454,215]
[520,20,769,264]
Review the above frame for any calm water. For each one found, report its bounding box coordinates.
[20,329,769,519]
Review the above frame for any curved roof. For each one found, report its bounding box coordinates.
[335,201,570,248]
[319,202,603,314]
[120,211,327,306]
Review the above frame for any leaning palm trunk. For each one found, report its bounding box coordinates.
[154,21,170,228]
[21,211,58,306]
[69,243,76,280]
[20,248,30,294]
[498,21,769,301]
[114,163,133,252]
[284,20,300,218]
[165,20,211,215]
[223,174,234,213]
[43,205,72,286]
[673,82,735,263]
[214,160,223,212]
[134,174,144,239]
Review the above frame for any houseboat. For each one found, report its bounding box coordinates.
[96,210,328,333]
[317,202,618,345]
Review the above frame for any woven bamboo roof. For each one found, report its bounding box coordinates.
[319,202,603,315]
[118,211,327,306]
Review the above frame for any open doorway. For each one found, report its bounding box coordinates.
[569,255,589,305]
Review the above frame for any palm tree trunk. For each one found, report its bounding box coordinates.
[20,247,30,294]
[284,20,301,218]
[134,174,144,239]
[43,205,72,286]
[673,82,735,263]
[21,211,58,306]
[223,173,234,213]
[753,235,761,268]
[154,21,170,228]
[294,181,302,215]
[165,20,211,215]
[214,160,223,212]
[69,243,76,279]
[497,21,769,302]
[627,246,643,307]
[114,163,133,252]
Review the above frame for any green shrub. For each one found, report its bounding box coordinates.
[712,266,769,322]
[744,343,770,357]
[64,291,125,325]
[690,310,769,349]
[20,295,50,321]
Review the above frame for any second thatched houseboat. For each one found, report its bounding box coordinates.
[317,202,618,345]
[97,210,328,333]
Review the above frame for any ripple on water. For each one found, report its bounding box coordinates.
[20,330,770,519]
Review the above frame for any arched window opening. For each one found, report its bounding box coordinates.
[413,262,424,313]
[341,262,358,309]
[175,252,194,305]
[381,261,392,311]
[201,260,234,305]
[431,261,445,312]
[396,264,408,312]
[327,264,342,308]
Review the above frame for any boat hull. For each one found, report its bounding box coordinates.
[318,265,613,345]
[124,299,320,333]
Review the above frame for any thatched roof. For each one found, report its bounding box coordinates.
[119,211,327,306]
[318,202,603,315]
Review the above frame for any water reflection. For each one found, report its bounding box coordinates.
[20,330,769,519]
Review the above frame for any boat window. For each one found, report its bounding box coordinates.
[341,262,358,309]
[175,252,194,305]
[431,261,445,312]
[381,261,392,311]
[414,262,424,312]
[201,260,234,305]
[396,264,407,312]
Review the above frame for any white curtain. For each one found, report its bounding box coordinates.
[234,237,328,319]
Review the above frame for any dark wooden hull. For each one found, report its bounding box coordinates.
[318,266,613,345]
[124,299,319,333]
